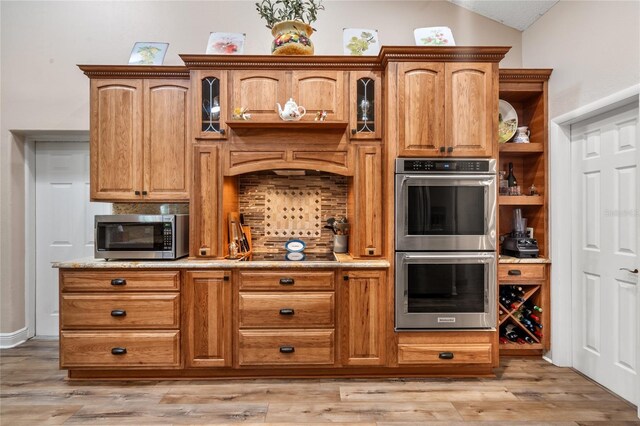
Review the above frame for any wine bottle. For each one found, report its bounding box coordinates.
[507,162,517,187]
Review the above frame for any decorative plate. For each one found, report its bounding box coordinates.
[498,99,518,144]
[285,251,306,261]
[413,27,455,46]
[284,239,306,253]
[343,28,380,56]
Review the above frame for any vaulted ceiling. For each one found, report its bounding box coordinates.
[449,0,559,31]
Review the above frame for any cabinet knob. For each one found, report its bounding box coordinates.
[351,129,357,135]
[134,191,141,195]
[279,346,295,354]
[439,147,446,153]
[142,191,147,196]
[110,278,126,286]
[279,278,294,285]
[439,351,454,360]
[110,309,126,317]
[508,270,522,276]
[111,347,127,355]
[447,147,454,153]
[219,129,226,135]
[279,308,295,315]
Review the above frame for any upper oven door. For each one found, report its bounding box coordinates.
[395,173,496,251]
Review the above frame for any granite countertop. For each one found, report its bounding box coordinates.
[52,253,390,269]
[499,255,551,264]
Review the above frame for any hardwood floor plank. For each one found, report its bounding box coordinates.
[0,404,81,425]
[161,383,341,403]
[265,402,463,422]
[63,403,268,424]
[340,385,518,402]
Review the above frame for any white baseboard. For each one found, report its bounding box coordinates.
[0,327,29,349]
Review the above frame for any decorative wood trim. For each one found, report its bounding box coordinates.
[499,69,553,82]
[78,65,189,79]
[379,46,511,66]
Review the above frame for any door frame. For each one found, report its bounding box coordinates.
[549,85,639,411]
[24,132,89,339]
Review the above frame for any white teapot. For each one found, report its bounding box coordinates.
[277,98,306,121]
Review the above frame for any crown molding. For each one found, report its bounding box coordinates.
[78,65,189,79]
[500,68,553,82]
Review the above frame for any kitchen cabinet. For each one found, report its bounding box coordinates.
[184,270,232,368]
[90,78,190,201]
[59,269,181,369]
[340,270,386,366]
[396,62,495,157]
[291,70,346,121]
[237,269,336,368]
[194,70,228,139]
[352,144,382,257]
[231,70,287,121]
[191,144,220,258]
[349,71,382,139]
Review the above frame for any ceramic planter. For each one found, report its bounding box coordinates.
[271,20,314,55]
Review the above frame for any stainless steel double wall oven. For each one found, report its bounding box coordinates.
[395,158,497,329]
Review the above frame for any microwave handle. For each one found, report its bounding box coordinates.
[402,253,495,261]
[400,174,495,181]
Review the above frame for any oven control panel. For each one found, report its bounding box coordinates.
[396,158,495,173]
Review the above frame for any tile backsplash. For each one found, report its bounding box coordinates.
[239,173,347,253]
[112,203,189,215]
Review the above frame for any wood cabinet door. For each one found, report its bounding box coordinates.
[143,79,190,201]
[349,71,382,139]
[191,145,219,258]
[397,63,445,157]
[193,70,228,139]
[340,270,386,366]
[231,71,287,121]
[291,70,346,121]
[184,270,232,368]
[445,62,494,157]
[353,145,382,257]
[90,79,143,200]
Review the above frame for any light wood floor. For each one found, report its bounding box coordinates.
[1,339,638,425]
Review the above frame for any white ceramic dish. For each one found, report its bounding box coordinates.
[413,27,455,46]
[498,99,518,143]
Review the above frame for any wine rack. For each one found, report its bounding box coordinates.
[498,283,545,353]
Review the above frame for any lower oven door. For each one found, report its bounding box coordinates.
[395,251,496,329]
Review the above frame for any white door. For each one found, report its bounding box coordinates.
[571,101,640,404]
[35,142,110,336]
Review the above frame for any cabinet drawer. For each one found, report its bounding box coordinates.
[239,292,334,328]
[60,331,180,368]
[498,264,546,281]
[238,271,334,290]
[398,343,492,365]
[238,330,334,366]
[61,270,180,292]
[61,294,179,329]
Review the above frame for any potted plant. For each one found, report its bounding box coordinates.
[255,0,324,55]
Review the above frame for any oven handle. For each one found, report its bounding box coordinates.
[400,174,496,182]
[402,253,495,260]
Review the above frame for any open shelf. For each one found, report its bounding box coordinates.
[226,120,349,130]
[499,143,544,153]
[499,195,544,205]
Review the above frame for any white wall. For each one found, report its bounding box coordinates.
[0,0,522,334]
[523,0,640,118]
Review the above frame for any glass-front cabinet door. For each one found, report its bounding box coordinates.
[349,71,381,139]
[194,70,227,139]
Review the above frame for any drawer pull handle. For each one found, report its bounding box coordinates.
[279,278,294,285]
[279,346,295,354]
[508,270,522,276]
[111,347,127,355]
[111,278,126,286]
[439,352,454,360]
[279,308,295,316]
[110,309,127,317]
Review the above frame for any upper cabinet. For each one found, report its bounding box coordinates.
[89,77,190,201]
[231,71,287,121]
[396,62,496,158]
[349,71,382,139]
[291,70,346,121]
[195,70,228,139]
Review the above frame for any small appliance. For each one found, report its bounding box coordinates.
[501,208,539,258]
[95,214,189,260]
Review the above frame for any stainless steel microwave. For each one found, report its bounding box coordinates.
[94,214,189,260]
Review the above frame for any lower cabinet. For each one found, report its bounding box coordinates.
[58,269,181,369]
[183,270,232,367]
[238,330,335,366]
[340,270,386,366]
[397,332,494,367]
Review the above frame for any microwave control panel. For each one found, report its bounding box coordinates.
[397,159,495,173]
[163,223,173,250]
